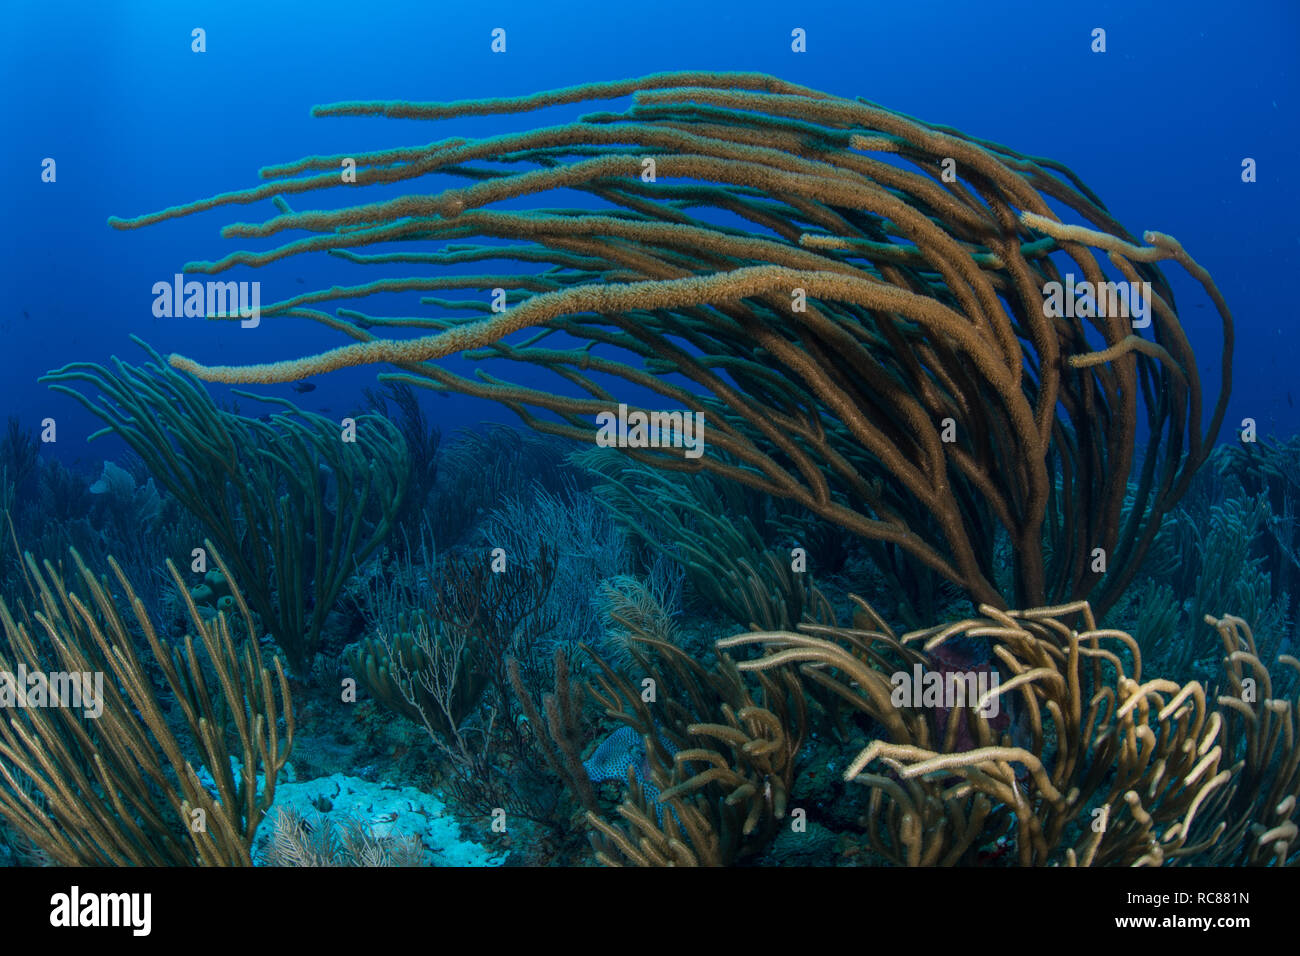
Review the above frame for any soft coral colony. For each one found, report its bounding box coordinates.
[5,71,1294,867]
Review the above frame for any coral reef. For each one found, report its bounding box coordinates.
[346,615,489,737]
[0,545,292,865]
[256,775,504,867]
[43,341,410,672]
[578,447,829,630]
[725,599,1297,866]
[109,72,1232,619]
[3,73,1275,870]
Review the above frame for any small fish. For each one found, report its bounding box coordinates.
[296,277,306,284]
[1288,392,1293,408]
[22,310,30,319]
[290,382,316,393]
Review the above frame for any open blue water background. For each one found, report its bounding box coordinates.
[2,0,1295,468]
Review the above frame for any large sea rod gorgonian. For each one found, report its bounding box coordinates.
[106,72,1233,614]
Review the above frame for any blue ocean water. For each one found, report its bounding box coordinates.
[2,0,1295,454]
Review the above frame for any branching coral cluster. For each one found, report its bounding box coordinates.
[108,71,1232,616]
[568,597,1296,867]
[578,632,807,866]
[42,340,410,672]
[0,546,292,865]
[576,447,827,630]
[726,600,1235,865]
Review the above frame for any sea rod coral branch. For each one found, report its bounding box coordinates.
[109,72,1232,617]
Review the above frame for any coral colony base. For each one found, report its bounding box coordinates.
[3,73,1296,869]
